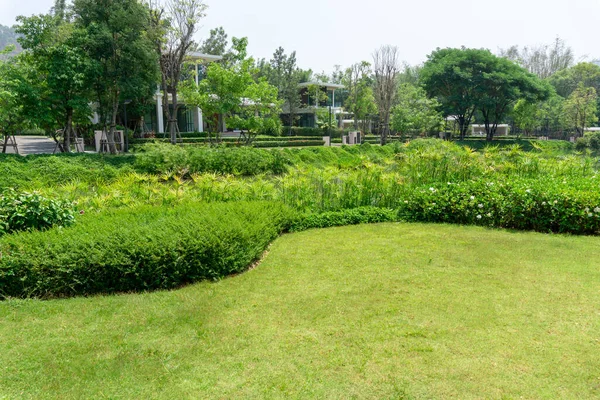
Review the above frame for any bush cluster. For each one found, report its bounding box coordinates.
[134,143,292,175]
[0,201,293,298]
[290,207,398,232]
[399,178,600,235]
[575,132,600,152]
[252,140,325,148]
[0,189,75,235]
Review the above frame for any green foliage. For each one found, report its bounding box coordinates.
[343,61,377,130]
[0,153,134,189]
[0,201,292,298]
[399,178,600,235]
[290,207,398,232]
[183,38,282,141]
[564,83,598,135]
[0,189,75,235]
[134,143,292,175]
[421,47,551,140]
[391,83,443,136]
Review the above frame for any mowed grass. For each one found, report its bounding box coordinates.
[1,223,600,399]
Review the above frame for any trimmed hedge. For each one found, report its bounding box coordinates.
[134,143,292,175]
[0,201,293,299]
[290,207,398,232]
[253,140,324,148]
[282,126,346,138]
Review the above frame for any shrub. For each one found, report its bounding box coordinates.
[133,143,293,175]
[0,201,294,299]
[290,207,398,232]
[398,179,600,235]
[0,189,75,235]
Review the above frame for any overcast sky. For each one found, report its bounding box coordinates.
[1,0,598,73]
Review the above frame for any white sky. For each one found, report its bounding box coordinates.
[1,0,598,73]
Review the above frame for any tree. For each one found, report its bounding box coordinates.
[51,0,68,22]
[499,37,574,79]
[372,45,400,145]
[476,56,551,141]
[391,83,443,137]
[149,0,206,145]
[182,38,281,144]
[343,61,376,131]
[0,48,30,152]
[227,80,282,144]
[420,47,486,140]
[74,0,158,153]
[549,62,600,98]
[15,13,91,152]
[512,99,539,136]
[267,47,302,133]
[199,26,228,56]
[564,84,598,136]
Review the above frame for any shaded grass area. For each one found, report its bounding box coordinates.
[1,223,600,399]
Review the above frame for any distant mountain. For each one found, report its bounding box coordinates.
[0,24,21,56]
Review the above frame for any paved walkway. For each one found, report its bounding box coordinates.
[2,136,58,155]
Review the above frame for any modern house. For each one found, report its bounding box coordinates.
[143,52,223,134]
[281,81,346,128]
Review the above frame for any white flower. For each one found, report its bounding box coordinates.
[478,204,484,209]
[553,200,558,205]
[429,187,436,192]
[542,201,547,206]
[525,189,531,193]
[585,207,590,213]
[470,196,475,201]
[404,200,409,204]
[486,213,491,217]
[588,213,594,217]
[594,207,600,213]
[476,215,482,220]
[447,182,452,185]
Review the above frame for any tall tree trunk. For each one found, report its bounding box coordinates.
[170,90,178,144]
[63,108,73,152]
[108,98,119,154]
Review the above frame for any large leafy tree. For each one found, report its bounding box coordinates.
[391,83,443,137]
[420,47,490,140]
[267,47,302,133]
[199,26,228,56]
[0,48,30,152]
[148,0,206,144]
[475,56,551,141]
[564,84,598,136]
[15,13,91,151]
[73,0,158,153]
[549,62,600,98]
[343,61,376,131]
[182,38,281,143]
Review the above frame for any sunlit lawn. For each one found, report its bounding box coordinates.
[1,223,600,399]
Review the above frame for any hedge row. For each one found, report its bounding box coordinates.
[134,143,292,175]
[253,140,324,148]
[0,201,293,299]
[290,207,398,232]
[130,136,323,145]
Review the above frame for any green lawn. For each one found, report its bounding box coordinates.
[2,223,600,399]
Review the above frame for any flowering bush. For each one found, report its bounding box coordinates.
[399,178,600,235]
[0,189,75,235]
